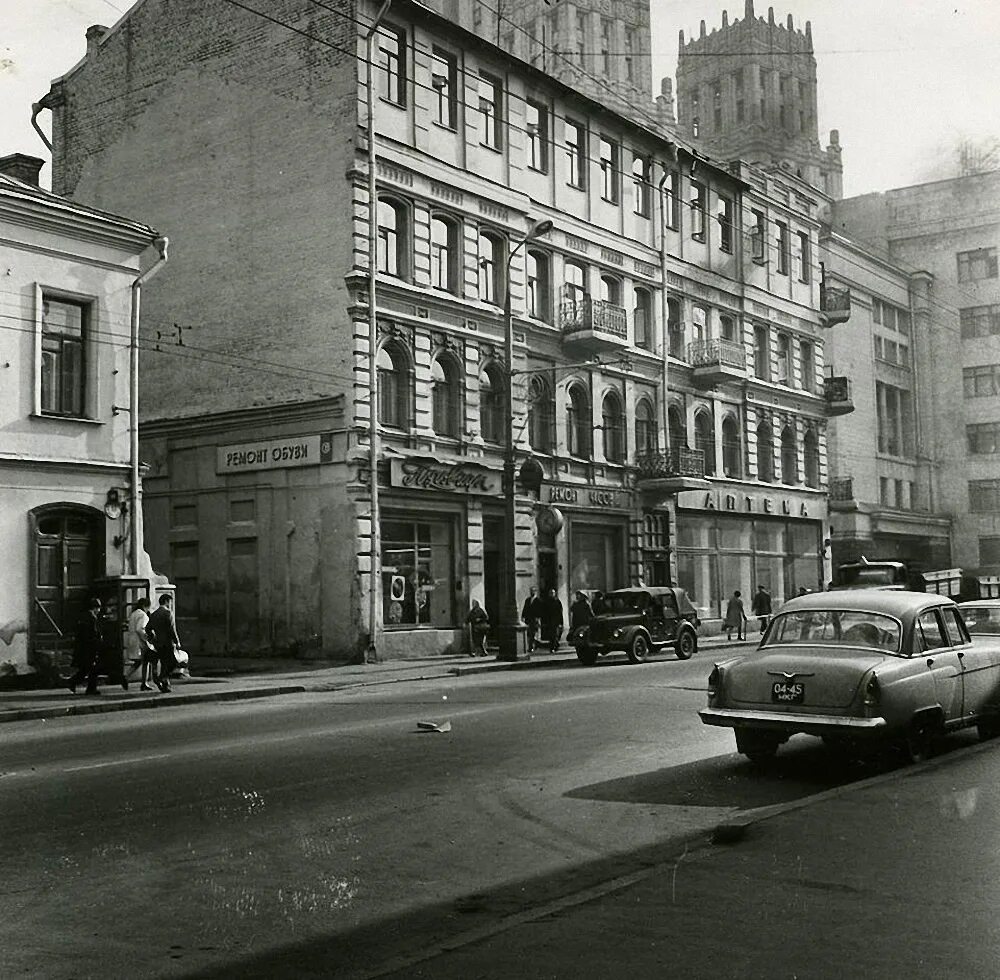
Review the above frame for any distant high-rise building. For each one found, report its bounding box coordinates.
[675,0,843,198]
[432,0,675,131]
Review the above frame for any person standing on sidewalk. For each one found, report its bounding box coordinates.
[465,600,490,657]
[723,590,748,642]
[126,597,157,691]
[146,594,181,692]
[541,588,564,652]
[521,587,543,653]
[751,585,772,635]
[69,596,103,695]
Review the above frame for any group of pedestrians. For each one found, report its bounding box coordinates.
[69,594,182,695]
[465,586,588,657]
[723,585,785,641]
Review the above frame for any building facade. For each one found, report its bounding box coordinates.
[0,153,164,676]
[674,0,843,199]
[39,0,834,659]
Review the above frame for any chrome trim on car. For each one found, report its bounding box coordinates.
[698,707,887,732]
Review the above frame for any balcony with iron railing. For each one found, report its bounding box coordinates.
[687,338,747,387]
[635,446,709,496]
[829,476,856,509]
[561,295,629,351]
[820,283,852,326]
[824,375,855,416]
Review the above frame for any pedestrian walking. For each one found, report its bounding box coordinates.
[541,588,564,652]
[465,599,490,657]
[570,591,594,630]
[146,594,181,692]
[126,597,157,691]
[751,585,772,635]
[521,586,543,653]
[69,596,104,695]
[591,590,607,616]
[723,590,748,642]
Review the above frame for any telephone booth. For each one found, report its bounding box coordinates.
[92,575,151,677]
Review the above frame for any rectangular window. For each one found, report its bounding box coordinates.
[378,24,406,105]
[713,80,722,131]
[797,231,810,282]
[478,72,503,149]
[776,221,790,275]
[960,304,1000,339]
[599,136,620,203]
[872,298,882,324]
[980,536,1000,565]
[690,181,706,241]
[431,47,457,129]
[800,341,814,392]
[968,422,1000,455]
[230,499,256,522]
[600,18,611,75]
[171,502,197,528]
[874,335,884,360]
[40,295,87,417]
[958,247,999,283]
[751,209,766,263]
[880,477,891,507]
[898,309,911,335]
[971,480,1000,513]
[526,99,549,172]
[381,516,457,628]
[624,29,634,81]
[964,365,1000,398]
[565,119,586,189]
[717,196,734,252]
[632,154,652,218]
[876,381,914,457]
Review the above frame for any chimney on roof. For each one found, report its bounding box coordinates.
[0,153,45,187]
[86,25,109,56]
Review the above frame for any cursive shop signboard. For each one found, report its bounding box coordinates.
[390,458,498,495]
[217,434,334,473]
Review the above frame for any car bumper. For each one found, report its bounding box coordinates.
[698,707,887,735]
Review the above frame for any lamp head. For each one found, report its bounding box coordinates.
[528,219,554,240]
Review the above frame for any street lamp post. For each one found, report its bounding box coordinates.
[497,219,553,662]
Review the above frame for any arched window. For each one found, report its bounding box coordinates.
[756,420,774,482]
[781,424,798,484]
[479,363,504,443]
[431,355,461,437]
[722,414,741,477]
[377,198,408,278]
[635,398,657,455]
[566,383,591,458]
[478,231,505,304]
[804,428,820,488]
[430,215,459,293]
[527,374,554,454]
[753,324,770,380]
[377,343,410,428]
[602,391,625,463]
[526,249,551,322]
[668,403,686,450]
[600,274,622,307]
[633,287,652,349]
[667,297,684,359]
[694,410,716,476]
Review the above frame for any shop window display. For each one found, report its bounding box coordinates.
[381,518,456,628]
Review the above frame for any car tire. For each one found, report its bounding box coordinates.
[735,729,779,765]
[674,629,696,660]
[902,722,937,764]
[627,633,650,664]
[977,715,1000,741]
[576,645,598,667]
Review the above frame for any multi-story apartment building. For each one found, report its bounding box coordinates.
[0,152,165,676]
[832,170,1000,581]
[36,0,834,658]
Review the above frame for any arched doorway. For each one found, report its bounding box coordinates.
[30,504,104,675]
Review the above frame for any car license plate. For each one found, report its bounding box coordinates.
[771,681,805,704]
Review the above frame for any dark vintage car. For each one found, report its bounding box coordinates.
[573,587,700,666]
[699,590,1000,764]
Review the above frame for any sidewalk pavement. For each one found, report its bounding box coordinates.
[0,633,759,725]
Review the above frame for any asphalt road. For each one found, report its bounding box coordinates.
[0,655,944,979]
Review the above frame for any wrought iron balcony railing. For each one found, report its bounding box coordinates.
[636,446,706,480]
[560,296,628,339]
[824,375,852,402]
[687,338,747,371]
[820,284,852,324]
[829,476,855,501]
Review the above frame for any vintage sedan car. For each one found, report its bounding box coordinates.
[573,587,700,666]
[699,590,1000,764]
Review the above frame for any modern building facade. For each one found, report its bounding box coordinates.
[0,152,165,676]
[37,0,835,658]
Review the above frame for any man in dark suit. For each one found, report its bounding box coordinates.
[69,596,104,695]
[146,594,181,692]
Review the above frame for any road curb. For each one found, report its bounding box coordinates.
[0,684,307,724]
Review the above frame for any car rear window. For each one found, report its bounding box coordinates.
[764,610,901,654]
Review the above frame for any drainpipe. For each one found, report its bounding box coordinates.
[129,236,169,575]
[365,0,392,663]
[31,102,53,153]
[657,165,670,447]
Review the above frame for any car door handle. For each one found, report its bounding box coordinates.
[957,649,965,659]
[927,658,935,668]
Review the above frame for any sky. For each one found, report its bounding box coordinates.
[2,0,999,198]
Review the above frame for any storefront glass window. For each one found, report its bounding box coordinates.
[570,524,623,593]
[381,517,456,628]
